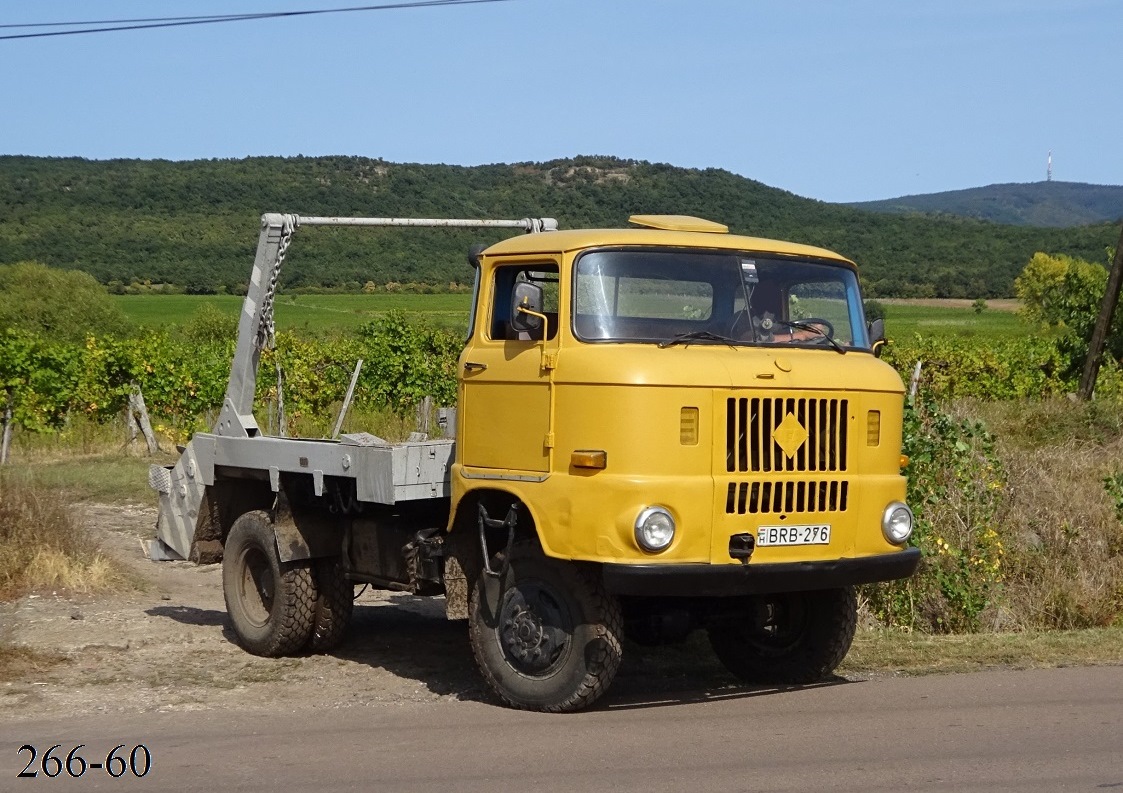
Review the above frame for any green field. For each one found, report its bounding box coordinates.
[116,293,474,332]
[116,294,1039,340]
[879,299,1034,340]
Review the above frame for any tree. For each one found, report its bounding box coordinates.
[0,261,131,342]
[1014,251,1123,377]
[1,155,1118,297]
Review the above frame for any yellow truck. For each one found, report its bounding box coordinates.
[151,212,919,712]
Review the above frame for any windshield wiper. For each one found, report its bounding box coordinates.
[778,320,847,354]
[657,330,742,349]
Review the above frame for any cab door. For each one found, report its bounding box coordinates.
[459,260,560,475]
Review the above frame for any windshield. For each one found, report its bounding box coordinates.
[573,249,869,350]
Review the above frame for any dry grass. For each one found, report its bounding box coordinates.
[282,402,446,443]
[845,625,1123,676]
[0,472,133,600]
[10,413,131,461]
[954,399,1123,630]
[0,643,69,682]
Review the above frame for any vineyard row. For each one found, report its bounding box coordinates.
[3,313,1122,447]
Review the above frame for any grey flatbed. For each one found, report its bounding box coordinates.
[149,213,555,561]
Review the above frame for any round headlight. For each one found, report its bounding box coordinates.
[882,501,914,544]
[635,506,676,552]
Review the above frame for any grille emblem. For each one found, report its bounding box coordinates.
[773,412,808,458]
[726,395,847,473]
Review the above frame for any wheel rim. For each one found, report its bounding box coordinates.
[238,546,274,627]
[496,577,573,677]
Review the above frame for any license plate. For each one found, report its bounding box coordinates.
[757,524,831,547]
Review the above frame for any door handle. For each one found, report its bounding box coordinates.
[463,362,488,372]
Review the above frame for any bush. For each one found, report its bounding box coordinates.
[863,300,887,322]
[1015,251,1123,380]
[865,395,1006,632]
[0,473,124,599]
[354,312,460,410]
[0,261,131,342]
[867,398,1123,633]
[883,335,1071,400]
[1106,472,1123,525]
[182,304,237,344]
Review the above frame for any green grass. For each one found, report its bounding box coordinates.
[116,293,472,332]
[116,294,243,326]
[7,454,172,505]
[880,300,1035,340]
[118,294,1043,341]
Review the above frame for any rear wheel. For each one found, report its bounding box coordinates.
[307,557,354,652]
[469,542,623,712]
[707,587,857,684]
[222,510,316,657]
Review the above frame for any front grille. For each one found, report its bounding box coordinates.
[725,396,849,473]
[725,480,849,515]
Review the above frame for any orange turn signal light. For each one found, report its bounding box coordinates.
[900,455,910,469]
[571,449,607,469]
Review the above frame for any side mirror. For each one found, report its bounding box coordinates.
[510,282,544,333]
[867,318,886,358]
[467,243,486,269]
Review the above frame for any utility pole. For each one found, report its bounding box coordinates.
[1078,222,1123,399]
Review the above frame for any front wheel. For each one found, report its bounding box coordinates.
[469,542,623,712]
[707,587,857,684]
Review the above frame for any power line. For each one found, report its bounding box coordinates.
[0,13,272,30]
[0,13,271,30]
[0,13,277,33]
[0,0,516,41]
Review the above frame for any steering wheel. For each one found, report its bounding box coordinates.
[791,317,835,340]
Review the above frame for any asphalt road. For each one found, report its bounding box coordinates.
[6,666,1122,792]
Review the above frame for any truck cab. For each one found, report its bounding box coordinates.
[448,214,918,710]
[454,214,916,572]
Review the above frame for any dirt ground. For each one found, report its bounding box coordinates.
[1,504,743,721]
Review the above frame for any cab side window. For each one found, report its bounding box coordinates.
[488,264,560,341]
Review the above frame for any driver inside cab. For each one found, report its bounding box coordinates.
[731,279,822,343]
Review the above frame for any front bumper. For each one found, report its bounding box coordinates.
[602,547,921,597]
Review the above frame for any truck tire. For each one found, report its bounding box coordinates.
[707,587,857,684]
[307,557,354,653]
[222,510,316,657]
[469,542,623,712]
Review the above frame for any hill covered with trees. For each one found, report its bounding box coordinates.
[0,155,1117,298]
[849,181,1123,228]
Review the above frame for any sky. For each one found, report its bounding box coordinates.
[1,0,1120,203]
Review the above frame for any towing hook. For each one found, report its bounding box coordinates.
[729,533,755,565]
